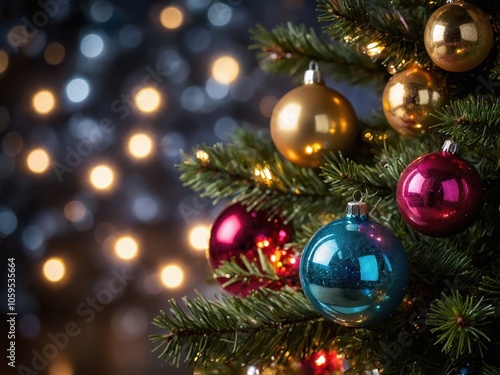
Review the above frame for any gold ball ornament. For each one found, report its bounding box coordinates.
[270,62,357,168]
[424,1,493,73]
[382,65,447,138]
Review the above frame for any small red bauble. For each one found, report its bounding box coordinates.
[208,203,299,296]
[396,140,483,237]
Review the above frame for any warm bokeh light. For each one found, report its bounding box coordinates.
[160,6,184,29]
[0,50,8,74]
[128,133,153,158]
[49,360,73,375]
[64,201,87,222]
[189,225,210,251]
[44,43,66,65]
[43,258,66,283]
[135,87,161,113]
[114,236,139,260]
[160,265,184,288]
[211,56,240,84]
[195,149,209,162]
[89,165,114,190]
[27,148,50,174]
[33,90,55,114]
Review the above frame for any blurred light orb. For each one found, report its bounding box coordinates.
[135,87,161,113]
[160,265,184,288]
[181,86,205,112]
[66,78,90,103]
[207,3,232,26]
[22,225,45,251]
[43,258,66,282]
[160,6,184,30]
[161,133,185,157]
[132,195,159,222]
[205,77,229,100]
[80,33,104,58]
[128,133,153,158]
[49,360,73,375]
[114,236,139,260]
[89,164,114,190]
[64,201,87,222]
[214,117,237,140]
[90,1,114,23]
[112,307,149,341]
[211,56,239,84]
[119,24,142,48]
[0,50,8,73]
[2,132,23,157]
[259,95,278,118]
[185,27,211,52]
[33,90,55,114]
[27,148,50,174]
[189,225,210,251]
[0,208,17,235]
[44,43,65,65]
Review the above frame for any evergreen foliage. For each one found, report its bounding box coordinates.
[152,0,500,373]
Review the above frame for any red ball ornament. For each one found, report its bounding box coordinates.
[208,203,299,296]
[396,140,483,237]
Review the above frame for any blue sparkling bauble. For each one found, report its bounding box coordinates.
[300,202,409,327]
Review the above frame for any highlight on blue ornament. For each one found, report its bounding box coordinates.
[300,199,409,327]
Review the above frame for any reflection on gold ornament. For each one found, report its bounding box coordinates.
[382,65,447,138]
[270,62,357,168]
[424,2,493,72]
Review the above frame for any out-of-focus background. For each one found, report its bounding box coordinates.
[0,1,376,374]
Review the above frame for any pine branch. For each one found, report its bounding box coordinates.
[317,0,432,69]
[213,250,280,289]
[178,127,338,224]
[427,291,495,359]
[433,96,500,149]
[250,23,386,86]
[151,288,345,367]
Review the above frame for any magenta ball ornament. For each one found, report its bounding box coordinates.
[208,203,299,296]
[396,140,483,237]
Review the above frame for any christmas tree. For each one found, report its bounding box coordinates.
[151,1,500,374]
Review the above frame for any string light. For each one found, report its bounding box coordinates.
[195,149,209,162]
[189,225,210,251]
[89,164,114,190]
[27,148,50,174]
[64,201,87,222]
[114,235,139,260]
[364,41,385,58]
[0,50,8,74]
[128,133,153,159]
[160,264,184,288]
[160,6,184,30]
[43,258,66,283]
[44,43,65,65]
[211,56,240,84]
[49,360,73,375]
[33,90,55,114]
[135,87,161,113]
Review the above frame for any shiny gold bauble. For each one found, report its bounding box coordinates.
[270,83,357,168]
[424,2,493,72]
[382,65,447,138]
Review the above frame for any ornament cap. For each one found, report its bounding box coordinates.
[441,139,460,154]
[346,201,368,218]
[303,60,323,85]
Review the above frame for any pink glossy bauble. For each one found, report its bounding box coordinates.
[396,150,483,237]
[208,203,299,296]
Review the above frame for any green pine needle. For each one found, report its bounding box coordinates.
[427,291,495,358]
[150,288,343,368]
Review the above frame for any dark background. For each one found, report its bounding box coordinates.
[0,1,376,374]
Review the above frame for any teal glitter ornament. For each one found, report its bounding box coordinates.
[300,200,409,327]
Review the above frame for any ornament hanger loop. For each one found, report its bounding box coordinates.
[309,60,319,71]
[352,190,365,203]
[304,60,323,84]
